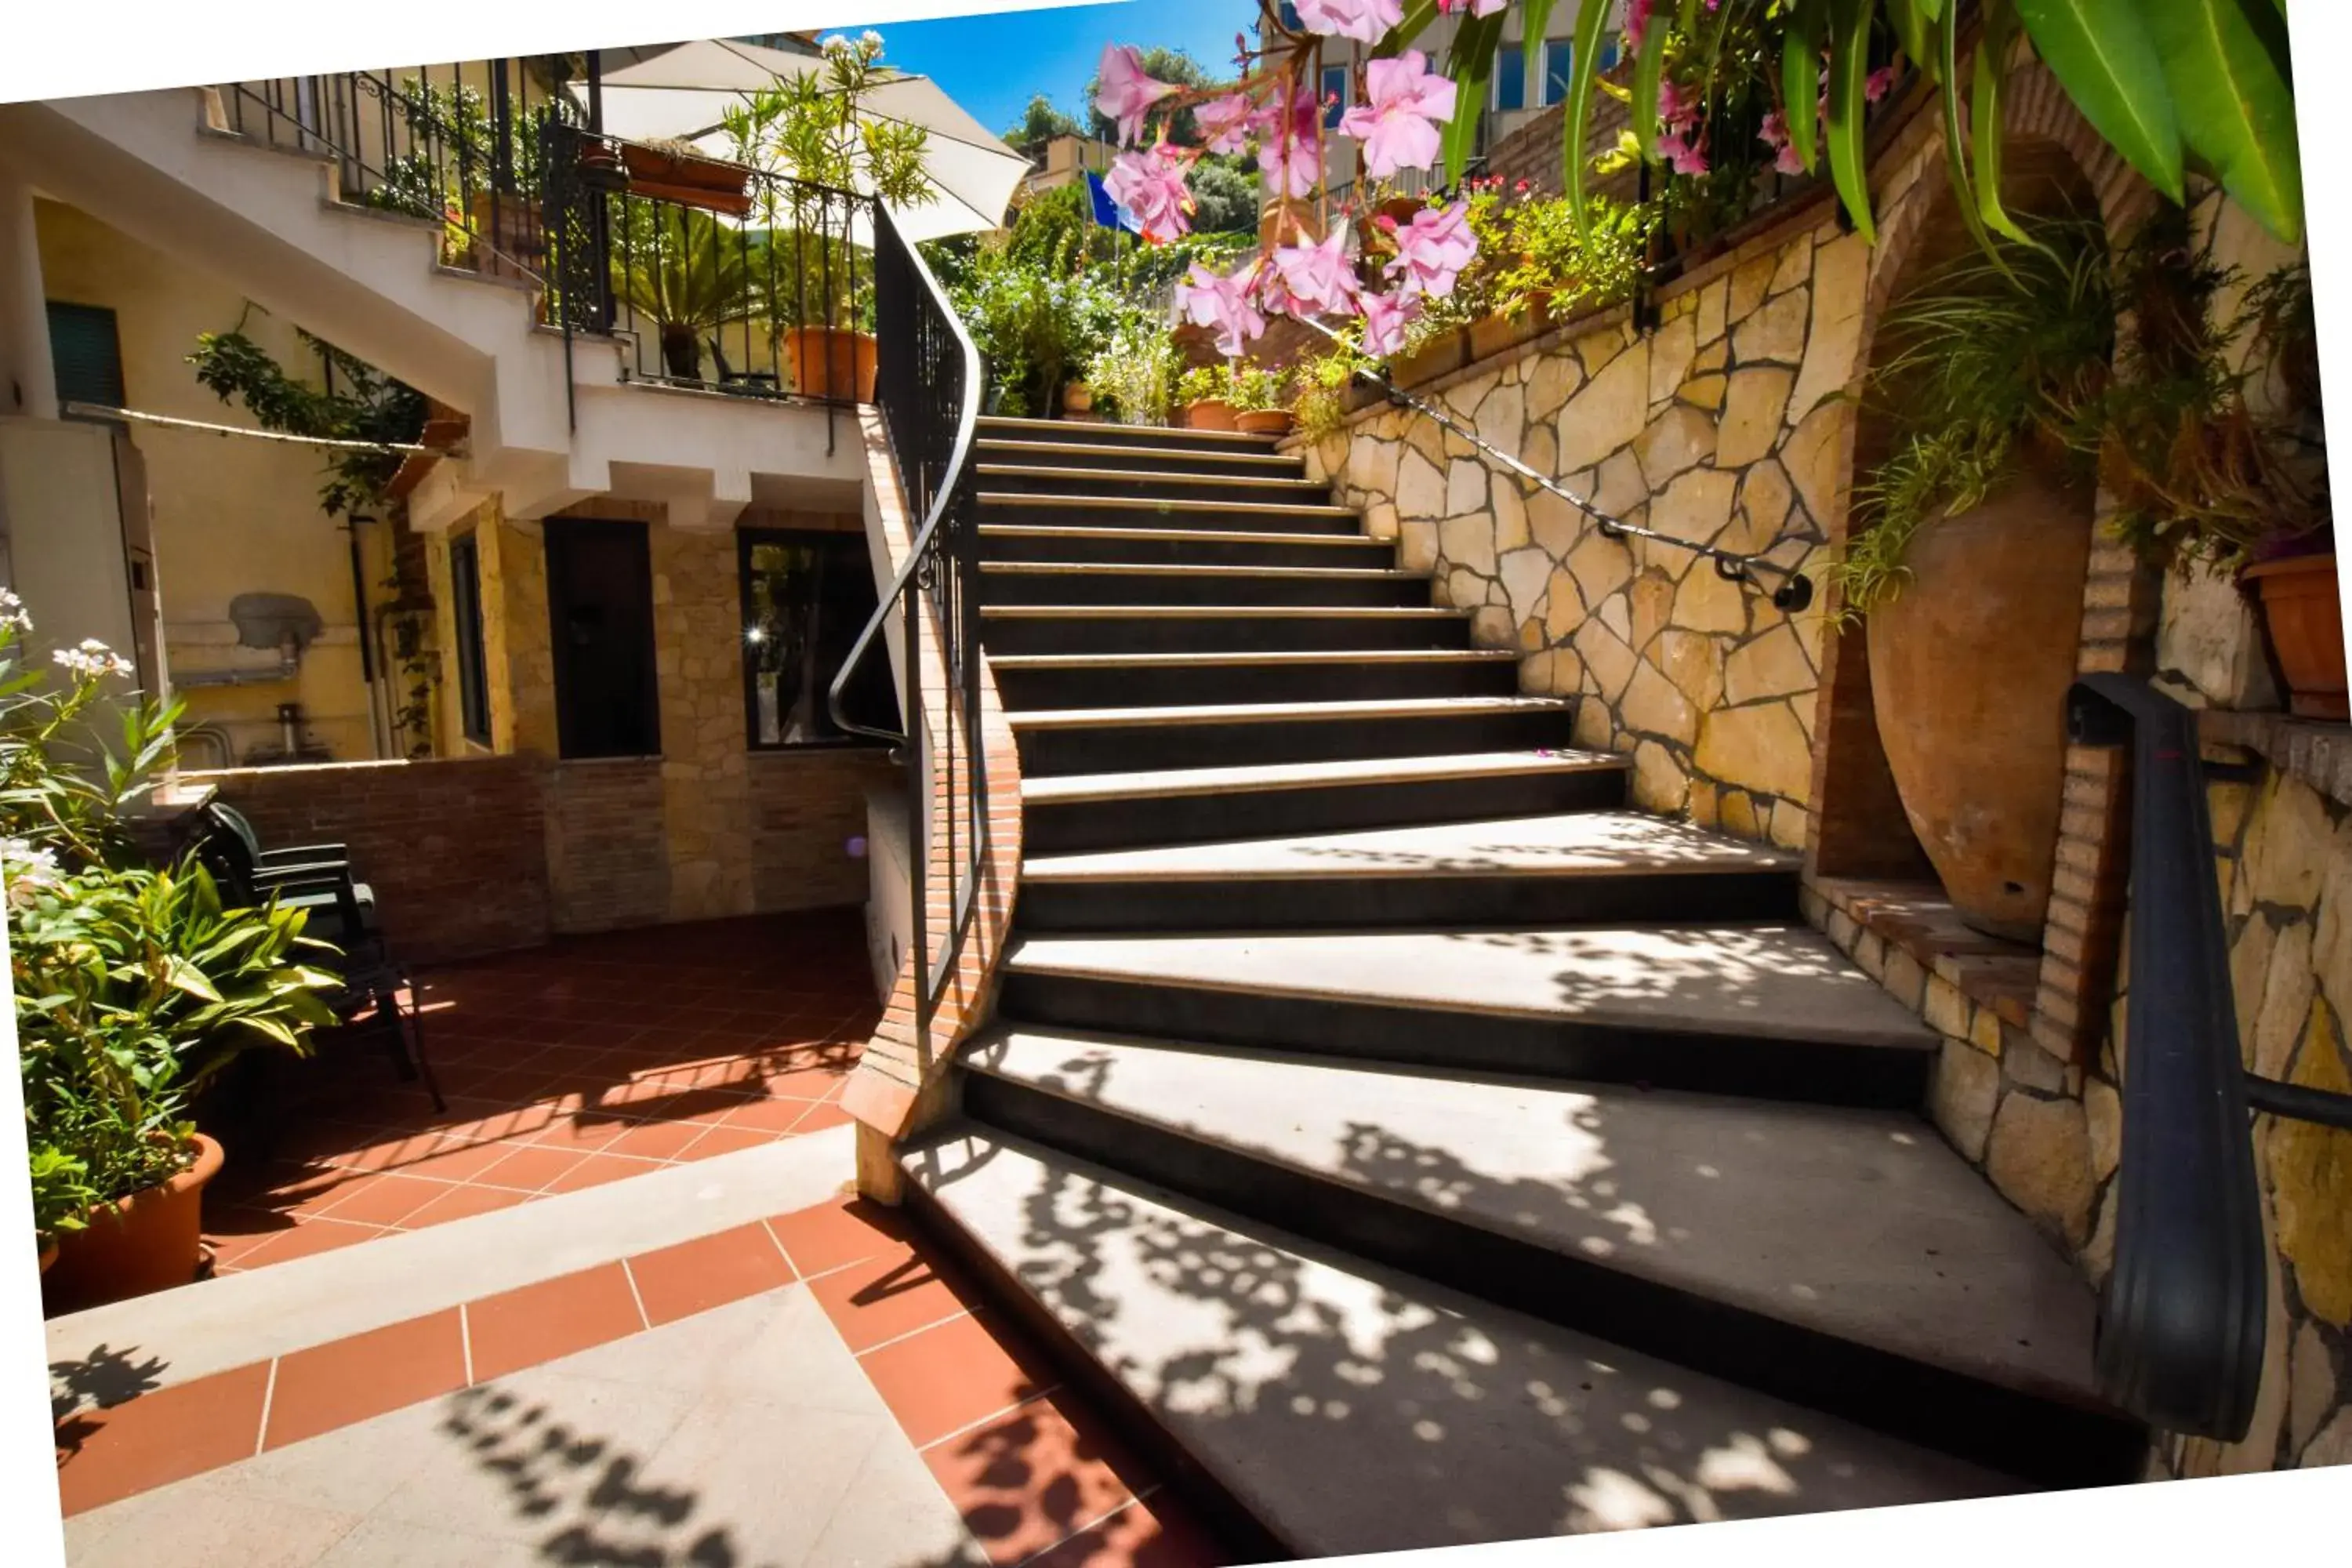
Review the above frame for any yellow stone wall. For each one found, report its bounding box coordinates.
[34,199,395,763]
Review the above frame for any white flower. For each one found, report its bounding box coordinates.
[0,587,28,634]
[2,837,62,909]
[53,639,132,680]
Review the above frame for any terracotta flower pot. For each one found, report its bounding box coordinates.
[1063,383,1094,416]
[38,1240,58,1276]
[42,1134,224,1316]
[1865,463,2096,942]
[1236,408,1294,437]
[619,144,753,216]
[1184,399,1239,432]
[784,328,878,402]
[2244,553,2348,720]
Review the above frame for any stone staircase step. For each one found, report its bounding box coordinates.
[1015,810,1802,931]
[957,1027,2140,1489]
[1007,695,1579,776]
[979,604,1475,656]
[978,492,1360,534]
[988,648,1519,710]
[975,414,1280,456]
[995,924,1939,1106]
[900,1127,2028,1559]
[978,560,1430,609]
[1020,749,1632,853]
[978,462,1332,506]
[978,522,1392,569]
[974,437,1308,478]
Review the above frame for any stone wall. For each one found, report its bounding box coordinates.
[543,757,670,935]
[196,754,550,964]
[1305,216,1866,853]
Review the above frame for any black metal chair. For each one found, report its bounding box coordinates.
[193,803,442,1112]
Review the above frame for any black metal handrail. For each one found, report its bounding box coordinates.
[2067,673,2352,1440]
[541,123,875,408]
[1301,316,1814,612]
[216,61,575,285]
[826,204,988,1042]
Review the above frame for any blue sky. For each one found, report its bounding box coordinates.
[854,0,1266,139]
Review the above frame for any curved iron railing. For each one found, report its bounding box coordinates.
[1300,316,1815,612]
[2067,673,2352,1439]
[827,205,988,1036]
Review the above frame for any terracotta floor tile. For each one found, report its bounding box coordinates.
[234,1217,386,1269]
[760,1062,858,1100]
[473,1143,590,1192]
[1024,1496,1228,1568]
[677,1123,780,1161]
[924,1399,1142,1568]
[602,1116,714,1163]
[528,1113,641,1154]
[767,1197,913,1279]
[263,1310,467,1450]
[718,1095,826,1134]
[805,1243,984,1352]
[397,1135,532,1184]
[397,1182,534,1229]
[310,1173,456,1228]
[541,1151,666,1194]
[464,1263,646,1381]
[789,1102,855,1136]
[626,1222,795,1326]
[54,1360,273,1516]
[862,1312,1056,1450]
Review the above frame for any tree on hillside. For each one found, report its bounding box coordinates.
[1186,157,1258,234]
[1004,93,1082,162]
[1084,47,1213,147]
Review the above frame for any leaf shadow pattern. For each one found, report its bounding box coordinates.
[909,1118,2018,1557]
[51,1343,170,1427]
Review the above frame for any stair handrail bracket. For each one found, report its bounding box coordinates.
[1298,318,1814,615]
[2067,673,2267,1441]
[828,201,988,1048]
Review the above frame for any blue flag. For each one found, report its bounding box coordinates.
[1085,169,1139,234]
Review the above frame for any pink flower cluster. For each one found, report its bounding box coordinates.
[1759,61,1898,176]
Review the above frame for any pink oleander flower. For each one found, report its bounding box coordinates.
[1093,43,1179,146]
[1436,0,1508,15]
[1866,64,1897,104]
[1658,129,1709,176]
[1104,143,1194,241]
[1294,0,1405,45]
[1338,50,1457,179]
[1177,261,1268,357]
[1657,78,1698,132]
[1271,227,1360,317]
[1759,108,1806,175]
[1385,198,1477,300]
[1626,0,1656,45]
[1194,92,1258,156]
[1260,83,1323,198]
[1359,289,1423,358]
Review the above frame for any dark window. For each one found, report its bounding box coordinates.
[739,528,893,748]
[448,532,492,745]
[1494,45,1527,113]
[1320,65,1349,129]
[544,518,661,760]
[47,302,125,419]
[1278,2,1301,30]
[1542,39,1574,106]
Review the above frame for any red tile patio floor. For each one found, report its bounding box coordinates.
[197,909,880,1276]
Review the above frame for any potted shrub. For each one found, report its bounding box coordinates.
[612,204,755,382]
[1084,315,1181,426]
[724,34,938,405]
[1229,364,1294,437]
[5,596,337,1313]
[1178,364,1240,431]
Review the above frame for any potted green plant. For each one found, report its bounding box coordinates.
[612,204,757,382]
[724,33,938,402]
[1229,364,1294,437]
[5,594,338,1312]
[1178,364,1240,431]
[1084,314,1180,427]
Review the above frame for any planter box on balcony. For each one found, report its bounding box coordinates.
[619,144,755,217]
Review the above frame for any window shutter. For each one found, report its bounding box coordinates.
[46,303,126,416]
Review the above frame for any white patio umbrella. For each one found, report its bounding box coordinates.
[580,38,1031,244]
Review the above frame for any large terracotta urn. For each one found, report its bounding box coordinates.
[42,1134,224,1316]
[1865,463,2094,942]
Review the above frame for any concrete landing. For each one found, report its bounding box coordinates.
[1003,925,1940,1048]
[964,1028,2100,1404]
[905,1128,2020,1557]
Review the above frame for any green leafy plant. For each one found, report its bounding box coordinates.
[723,32,937,220]
[610,204,758,379]
[4,600,338,1242]
[1086,314,1182,426]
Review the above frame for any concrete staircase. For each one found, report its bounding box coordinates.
[898,417,2146,1557]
